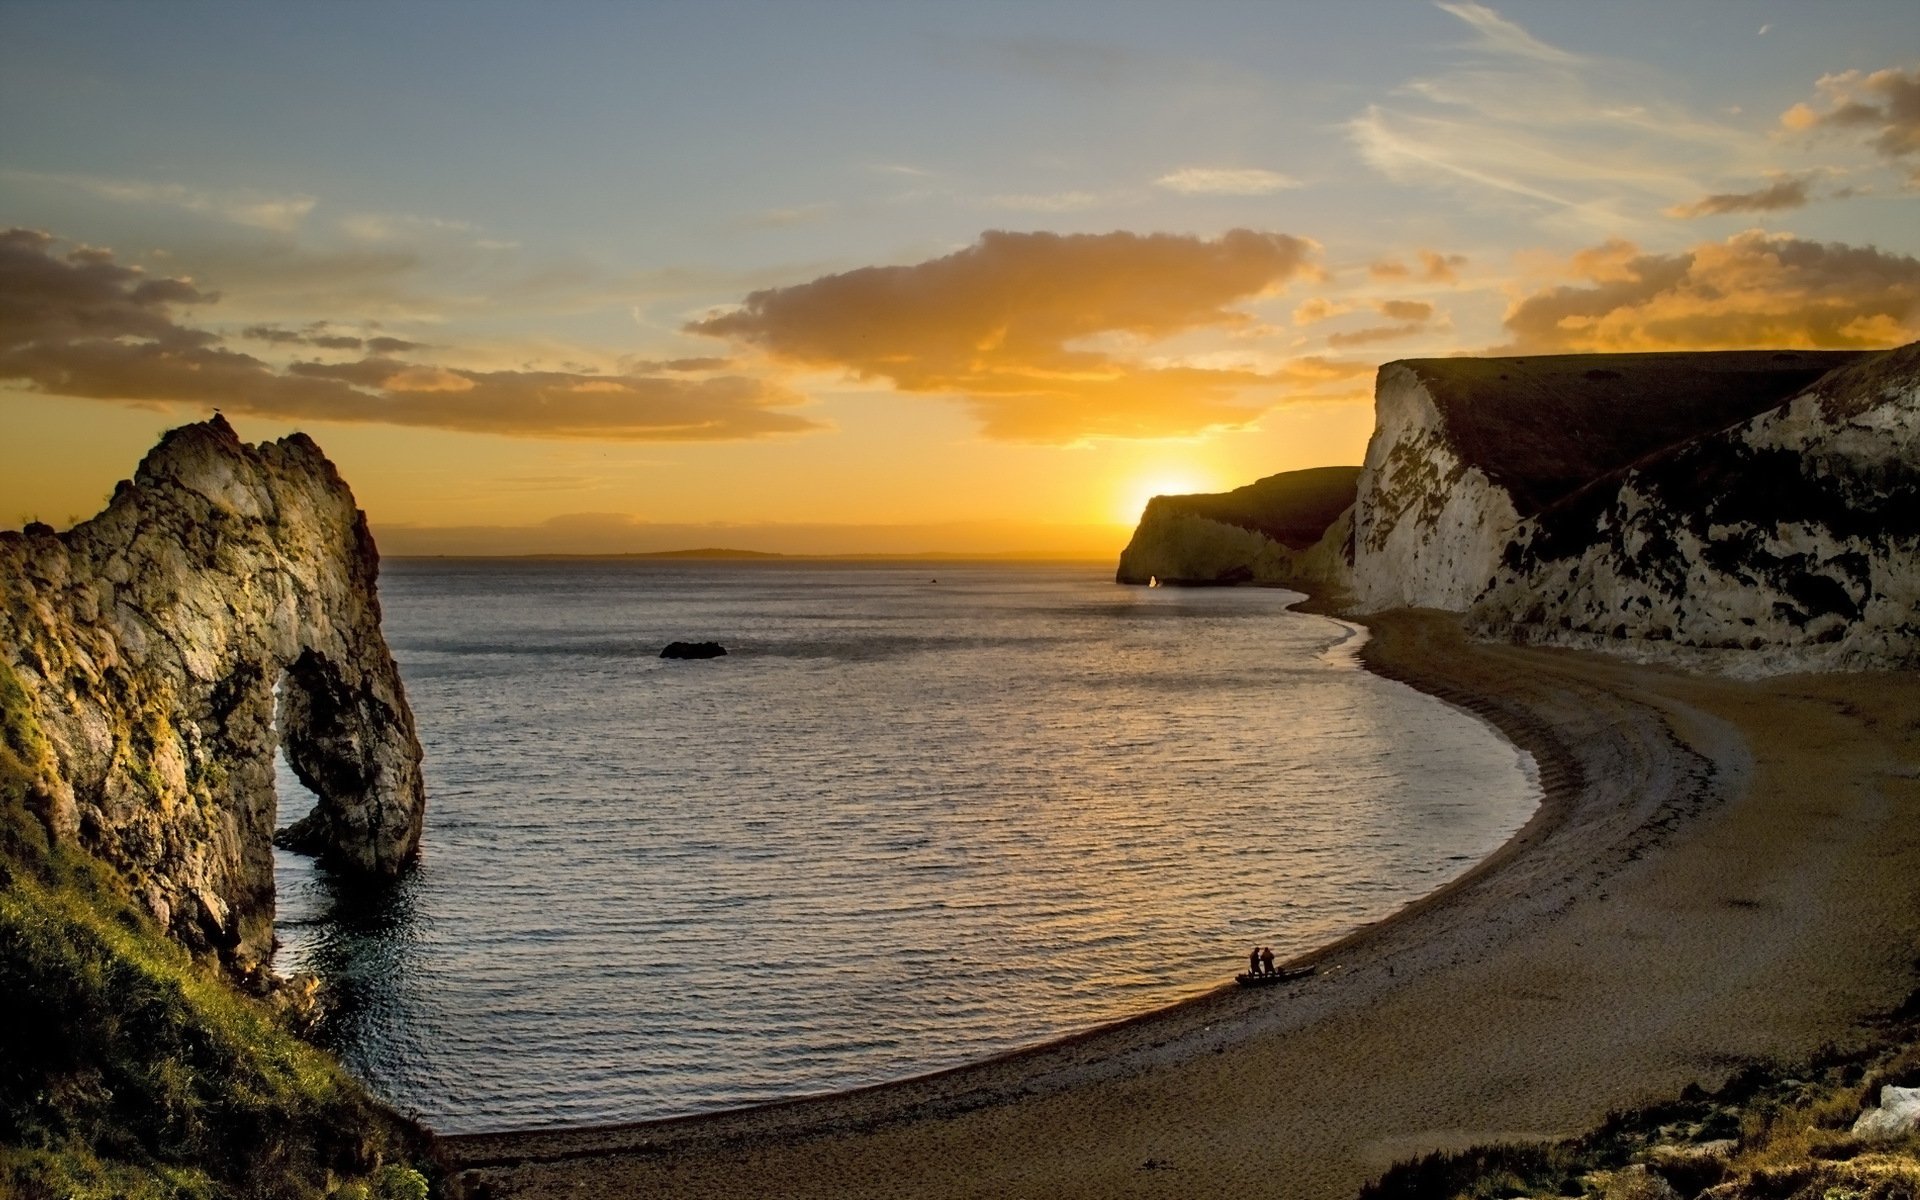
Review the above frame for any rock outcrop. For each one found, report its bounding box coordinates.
[1114,466,1359,587]
[1114,342,1920,673]
[0,416,424,963]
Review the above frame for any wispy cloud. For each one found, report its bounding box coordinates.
[1155,167,1300,196]
[1666,173,1816,218]
[1433,2,1577,64]
[1349,4,1760,230]
[1,169,316,232]
[743,202,839,229]
[981,191,1107,212]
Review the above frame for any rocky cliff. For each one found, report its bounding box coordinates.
[0,416,424,964]
[1114,466,1359,587]
[1470,342,1920,671]
[1116,342,1919,672]
[1346,350,1862,612]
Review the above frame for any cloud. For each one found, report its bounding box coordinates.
[0,229,820,441]
[1373,252,1466,283]
[240,323,426,354]
[1,170,316,232]
[339,211,482,243]
[1419,250,1468,282]
[1155,167,1300,195]
[1327,324,1429,349]
[687,228,1322,441]
[1377,299,1435,321]
[1293,297,1353,325]
[744,203,838,229]
[1666,174,1815,217]
[1350,4,1757,230]
[982,191,1106,212]
[1501,229,1920,351]
[1781,65,1920,165]
[1434,2,1577,64]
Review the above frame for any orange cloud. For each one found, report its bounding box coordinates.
[1372,251,1465,283]
[0,228,817,441]
[1502,229,1920,352]
[1292,297,1353,325]
[1781,65,1920,168]
[1376,299,1434,321]
[1419,250,1468,283]
[1327,323,1428,349]
[1666,174,1814,218]
[687,228,1322,441]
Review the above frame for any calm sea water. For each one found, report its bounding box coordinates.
[272,560,1537,1133]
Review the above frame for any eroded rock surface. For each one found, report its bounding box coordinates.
[1347,350,1861,613]
[0,416,424,962]
[1469,343,1920,671]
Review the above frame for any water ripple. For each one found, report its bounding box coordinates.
[273,561,1537,1133]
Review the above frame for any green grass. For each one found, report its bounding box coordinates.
[0,660,440,1199]
[1402,350,1865,516]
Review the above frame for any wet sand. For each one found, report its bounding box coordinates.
[445,610,1920,1199]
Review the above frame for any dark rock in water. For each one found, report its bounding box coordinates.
[661,640,727,659]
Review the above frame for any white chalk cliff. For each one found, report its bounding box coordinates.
[1120,343,1918,673]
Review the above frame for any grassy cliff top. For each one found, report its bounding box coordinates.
[1144,465,1361,550]
[1398,350,1867,516]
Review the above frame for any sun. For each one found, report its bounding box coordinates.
[1118,473,1214,524]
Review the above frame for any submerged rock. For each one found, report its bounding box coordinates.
[661,640,727,659]
[0,415,425,963]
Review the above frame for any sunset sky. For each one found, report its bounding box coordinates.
[3,1,1917,556]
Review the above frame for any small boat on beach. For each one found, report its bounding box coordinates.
[1235,964,1317,988]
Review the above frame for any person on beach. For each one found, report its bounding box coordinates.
[1260,946,1275,976]
[1249,946,1261,976]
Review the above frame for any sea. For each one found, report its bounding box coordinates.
[271,559,1539,1134]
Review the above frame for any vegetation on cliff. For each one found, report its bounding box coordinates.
[0,660,438,1197]
[1403,350,1863,517]
[1143,465,1361,549]
[1114,465,1359,586]
[1364,1011,1920,1199]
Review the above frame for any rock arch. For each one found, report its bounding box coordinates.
[0,416,424,965]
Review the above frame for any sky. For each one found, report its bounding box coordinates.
[3,1,1918,557]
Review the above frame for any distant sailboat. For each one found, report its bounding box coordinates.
[1148,575,1160,588]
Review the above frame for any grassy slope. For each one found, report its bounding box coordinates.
[1403,350,1864,517]
[1148,465,1362,550]
[0,662,439,1200]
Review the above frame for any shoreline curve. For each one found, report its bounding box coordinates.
[445,609,1920,1199]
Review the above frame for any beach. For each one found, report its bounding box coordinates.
[444,609,1920,1199]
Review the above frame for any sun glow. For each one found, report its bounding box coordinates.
[1119,473,1216,524]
